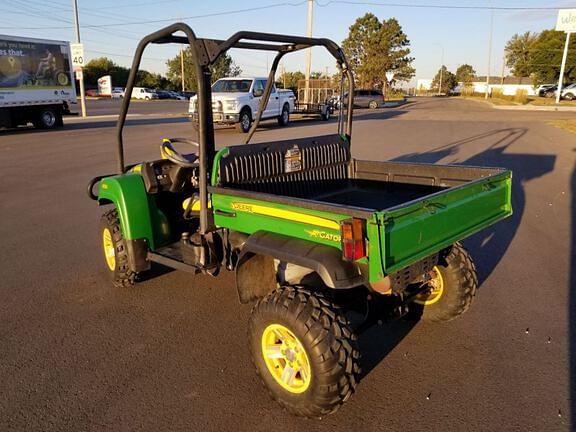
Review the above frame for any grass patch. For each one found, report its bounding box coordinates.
[459,94,576,108]
[549,120,576,134]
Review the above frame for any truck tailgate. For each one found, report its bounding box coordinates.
[376,170,512,274]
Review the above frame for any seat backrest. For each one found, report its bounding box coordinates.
[217,134,351,198]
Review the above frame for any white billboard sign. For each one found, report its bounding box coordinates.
[556,9,576,32]
[97,75,112,96]
[70,43,84,68]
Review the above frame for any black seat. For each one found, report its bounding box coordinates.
[217,135,351,199]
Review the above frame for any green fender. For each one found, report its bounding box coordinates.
[98,174,171,250]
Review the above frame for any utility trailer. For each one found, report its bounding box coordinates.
[0,35,76,129]
[291,78,334,120]
[88,23,512,418]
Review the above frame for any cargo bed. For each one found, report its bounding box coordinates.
[210,135,512,281]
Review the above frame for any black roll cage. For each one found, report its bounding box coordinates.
[116,23,355,234]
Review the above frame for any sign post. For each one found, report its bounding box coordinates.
[70,42,86,117]
[555,9,576,104]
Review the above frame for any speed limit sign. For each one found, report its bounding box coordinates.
[70,43,85,68]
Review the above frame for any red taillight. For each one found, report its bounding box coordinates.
[341,218,366,261]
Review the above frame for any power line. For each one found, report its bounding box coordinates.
[0,1,308,30]
[315,0,576,10]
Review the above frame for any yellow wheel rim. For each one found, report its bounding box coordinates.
[414,266,445,305]
[261,323,311,394]
[102,228,116,271]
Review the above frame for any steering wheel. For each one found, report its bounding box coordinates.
[160,138,199,168]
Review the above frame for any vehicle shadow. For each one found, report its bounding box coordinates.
[0,116,190,136]
[391,127,555,285]
[358,127,556,379]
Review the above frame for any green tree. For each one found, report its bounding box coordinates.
[277,71,305,93]
[136,70,170,89]
[455,64,476,86]
[166,48,241,91]
[83,57,130,87]
[529,29,576,85]
[505,31,538,77]
[431,65,458,94]
[342,13,415,89]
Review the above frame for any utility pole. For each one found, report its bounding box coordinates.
[281,64,286,89]
[180,45,185,92]
[304,0,313,104]
[485,7,494,99]
[72,0,86,117]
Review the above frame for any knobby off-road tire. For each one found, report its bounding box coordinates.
[414,242,478,322]
[100,209,136,288]
[249,286,360,418]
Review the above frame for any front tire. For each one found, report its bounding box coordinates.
[412,243,477,322]
[236,108,252,133]
[564,93,574,101]
[277,103,290,126]
[368,100,379,109]
[100,209,136,288]
[249,286,360,418]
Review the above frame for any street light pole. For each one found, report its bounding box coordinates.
[72,0,86,117]
[485,8,494,99]
[434,43,444,95]
[180,45,185,92]
[304,0,313,104]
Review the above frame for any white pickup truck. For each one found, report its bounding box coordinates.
[189,77,295,132]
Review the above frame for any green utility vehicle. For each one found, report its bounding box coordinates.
[88,24,512,418]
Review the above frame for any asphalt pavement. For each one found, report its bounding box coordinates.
[1,98,575,431]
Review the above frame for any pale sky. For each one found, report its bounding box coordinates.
[1,0,574,85]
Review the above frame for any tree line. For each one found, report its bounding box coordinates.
[505,29,576,85]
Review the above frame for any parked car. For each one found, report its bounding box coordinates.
[154,89,172,99]
[341,89,384,109]
[560,83,576,100]
[182,91,196,99]
[167,91,187,100]
[131,87,158,100]
[85,89,99,97]
[543,85,558,98]
[189,77,295,132]
[111,88,125,99]
[536,84,555,97]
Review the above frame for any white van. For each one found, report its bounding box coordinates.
[131,87,158,100]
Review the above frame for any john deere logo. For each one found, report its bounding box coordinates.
[231,202,253,212]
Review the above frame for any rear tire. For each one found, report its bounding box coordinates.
[249,286,360,418]
[100,209,136,288]
[564,93,574,101]
[368,100,379,109]
[33,107,61,129]
[277,103,290,126]
[411,243,477,322]
[321,108,331,121]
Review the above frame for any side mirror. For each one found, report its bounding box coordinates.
[253,89,264,97]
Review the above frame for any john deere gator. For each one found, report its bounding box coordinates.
[88,23,512,418]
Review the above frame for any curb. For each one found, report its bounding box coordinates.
[64,113,187,122]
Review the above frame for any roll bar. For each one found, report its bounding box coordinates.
[116,23,355,234]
